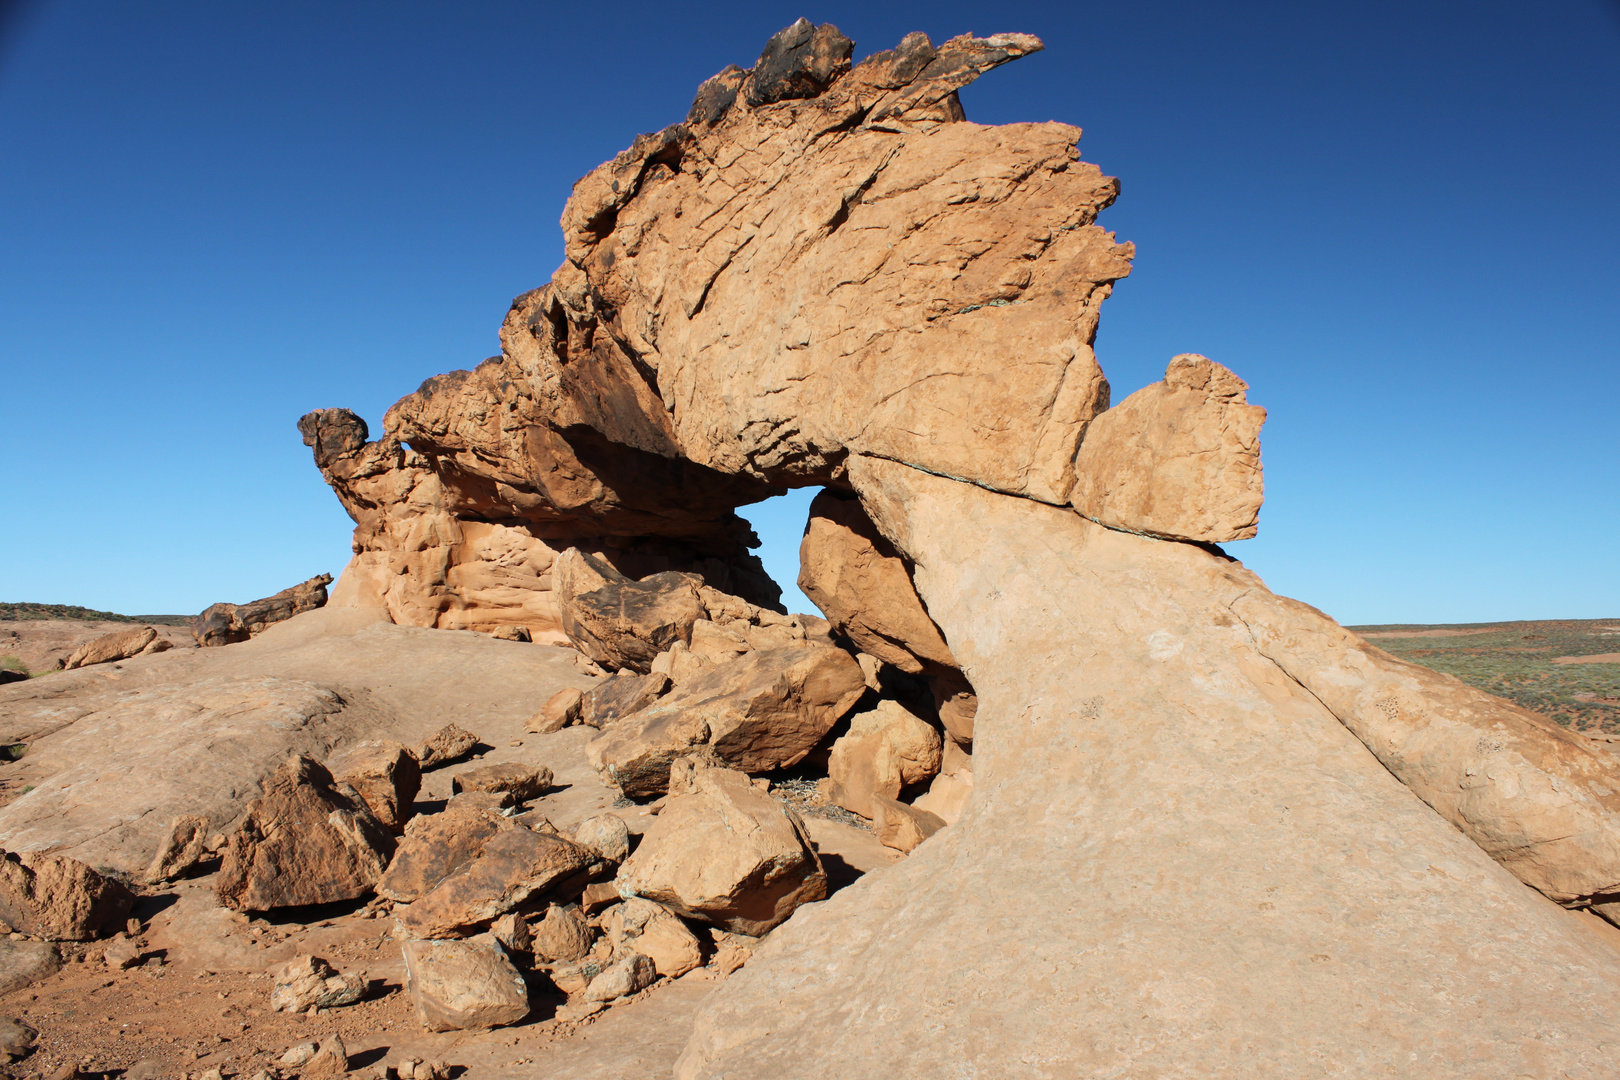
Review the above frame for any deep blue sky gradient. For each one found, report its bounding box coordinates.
[2,1,1616,623]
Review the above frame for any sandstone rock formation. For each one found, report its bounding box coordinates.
[0,850,133,940]
[61,625,160,670]
[450,762,553,803]
[280,18,1620,1074]
[375,800,514,903]
[579,672,671,728]
[605,897,703,979]
[615,762,826,935]
[216,755,395,911]
[269,954,366,1013]
[825,700,942,819]
[194,574,333,647]
[586,645,864,797]
[415,723,479,769]
[527,687,583,733]
[142,815,210,883]
[397,825,598,938]
[1070,354,1266,542]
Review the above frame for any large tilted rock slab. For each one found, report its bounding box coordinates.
[1070,353,1266,542]
[676,460,1620,1079]
[552,549,707,673]
[61,625,160,670]
[586,644,865,797]
[398,826,598,938]
[617,762,826,936]
[217,755,396,911]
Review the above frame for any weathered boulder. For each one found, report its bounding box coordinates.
[326,740,421,834]
[825,701,942,819]
[450,762,553,803]
[553,549,707,673]
[415,723,480,769]
[526,687,583,733]
[489,911,531,953]
[1070,354,1266,543]
[269,955,365,1013]
[0,850,132,940]
[911,771,972,826]
[0,939,60,994]
[615,762,825,936]
[398,826,598,938]
[101,933,141,970]
[605,897,702,978]
[302,1033,350,1080]
[584,950,657,1002]
[376,802,516,903]
[580,671,672,728]
[530,903,593,963]
[573,814,631,864]
[193,574,333,648]
[798,491,955,675]
[869,794,945,854]
[0,1016,37,1061]
[401,938,529,1032]
[142,815,210,883]
[587,644,865,797]
[61,625,157,670]
[216,755,395,912]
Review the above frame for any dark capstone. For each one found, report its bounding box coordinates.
[0,670,25,685]
[688,64,746,127]
[193,573,333,647]
[744,18,853,108]
[852,30,937,90]
[297,408,370,469]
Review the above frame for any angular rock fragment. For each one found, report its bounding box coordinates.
[826,701,942,819]
[62,625,158,670]
[401,938,529,1032]
[581,671,672,728]
[605,897,702,978]
[615,763,825,935]
[193,574,333,647]
[450,762,553,803]
[1070,354,1266,543]
[911,771,972,826]
[798,491,956,675]
[870,795,945,854]
[398,826,597,938]
[587,645,865,798]
[530,904,593,963]
[490,912,531,954]
[102,933,141,970]
[0,1016,37,1061]
[143,815,211,883]
[415,724,480,769]
[0,850,133,940]
[269,954,366,1013]
[326,740,421,834]
[527,687,583,733]
[0,939,60,995]
[584,950,656,1002]
[301,1033,349,1080]
[573,814,631,863]
[216,756,395,912]
[554,549,707,673]
[376,803,515,903]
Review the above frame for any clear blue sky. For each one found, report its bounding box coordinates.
[2,1,1615,624]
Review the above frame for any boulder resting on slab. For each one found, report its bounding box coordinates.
[402,937,529,1032]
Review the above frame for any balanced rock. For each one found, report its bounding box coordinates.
[376,802,514,903]
[615,762,826,936]
[798,490,956,675]
[269,954,365,1013]
[0,849,133,940]
[61,625,157,670]
[450,762,553,803]
[416,723,479,769]
[142,815,211,883]
[587,644,865,797]
[1070,354,1266,543]
[398,826,597,938]
[401,938,529,1032]
[326,740,421,833]
[826,701,942,819]
[581,671,672,728]
[216,755,395,912]
[530,903,594,963]
[193,574,333,648]
[605,897,702,978]
[527,687,583,733]
[553,549,706,673]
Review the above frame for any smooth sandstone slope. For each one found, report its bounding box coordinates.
[677,461,1620,1079]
